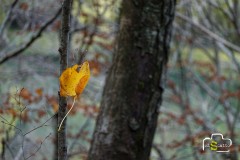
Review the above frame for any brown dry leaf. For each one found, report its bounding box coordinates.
[167,80,176,89]
[47,96,59,112]
[52,103,59,113]
[194,117,204,125]
[19,2,29,10]
[38,110,46,118]
[35,88,43,97]
[20,88,32,101]
[59,61,90,97]
[88,60,101,76]
[177,115,185,125]
[7,108,17,117]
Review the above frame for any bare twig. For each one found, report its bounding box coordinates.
[2,111,55,160]
[1,138,5,159]
[1,121,22,134]
[178,54,200,160]
[217,42,240,73]
[0,115,10,124]
[1,120,15,159]
[68,118,90,152]
[23,114,56,136]
[176,13,240,53]
[0,7,61,65]
[14,148,23,160]
[0,0,19,38]
[70,26,87,34]
[5,140,14,159]
[25,133,52,160]
[189,68,233,131]
[76,0,112,64]
[21,114,56,159]
[152,144,166,160]
[1,90,56,160]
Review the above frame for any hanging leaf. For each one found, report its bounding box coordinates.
[59,61,90,97]
[58,61,90,131]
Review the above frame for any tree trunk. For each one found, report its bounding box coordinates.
[88,1,176,160]
[58,0,72,159]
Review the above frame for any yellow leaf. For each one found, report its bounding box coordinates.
[59,61,90,97]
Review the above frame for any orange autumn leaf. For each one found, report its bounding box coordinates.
[7,108,17,117]
[46,96,59,112]
[58,61,90,131]
[19,2,29,11]
[59,61,90,97]
[35,88,43,97]
[38,110,46,118]
[19,88,32,101]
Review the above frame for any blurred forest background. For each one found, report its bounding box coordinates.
[0,0,239,159]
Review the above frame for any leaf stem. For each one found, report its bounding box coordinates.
[58,96,76,131]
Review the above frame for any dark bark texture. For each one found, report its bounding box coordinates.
[88,1,176,160]
[58,0,72,159]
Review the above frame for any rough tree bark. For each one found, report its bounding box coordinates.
[88,1,176,160]
[58,0,72,160]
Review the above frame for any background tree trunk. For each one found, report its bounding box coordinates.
[88,1,176,160]
[58,0,72,159]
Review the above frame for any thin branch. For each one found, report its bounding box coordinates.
[176,13,240,53]
[68,118,90,151]
[70,26,87,34]
[178,54,200,160]
[232,101,240,132]
[208,1,232,22]
[14,147,23,160]
[25,133,52,160]
[152,144,166,160]
[0,7,61,65]
[58,0,72,159]
[1,138,5,159]
[0,0,19,38]
[23,114,56,136]
[76,0,111,64]
[1,121,22,134]
[0,115,10,124]
[217,42,240,73]
[189,68,233,130]
[5,141,15,159]
[207,0,240,39]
